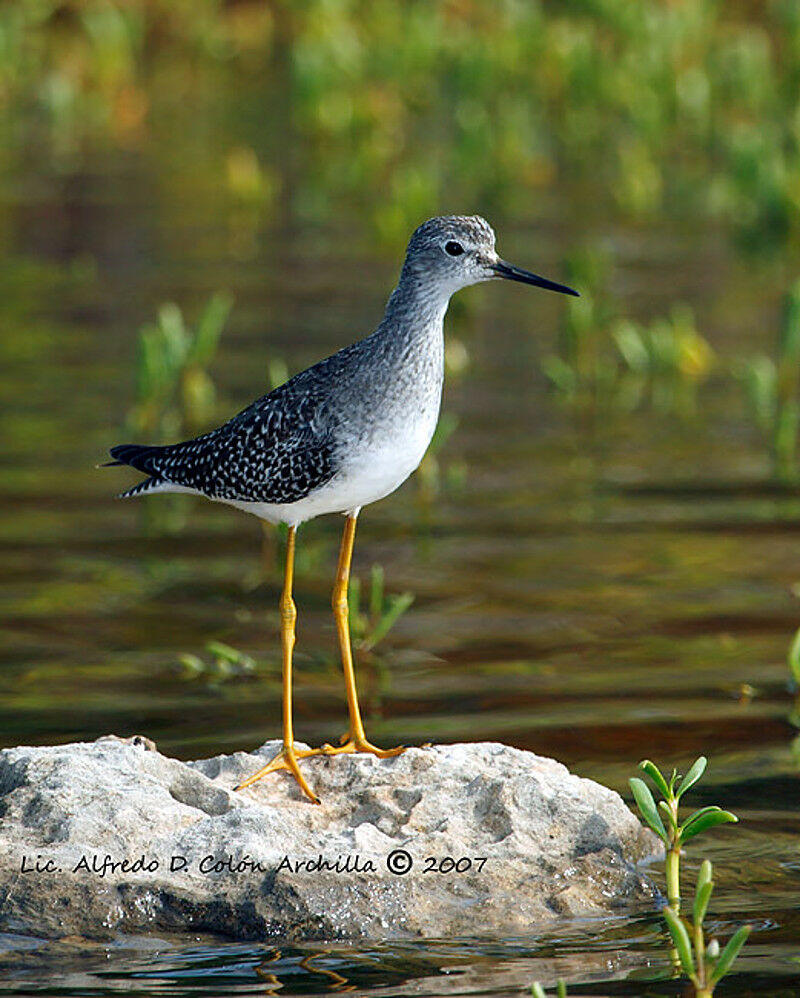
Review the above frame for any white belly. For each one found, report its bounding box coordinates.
[225,409,437,526]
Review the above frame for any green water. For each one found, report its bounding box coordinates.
[2,55,800,998]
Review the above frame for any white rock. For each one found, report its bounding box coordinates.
[0,736,658,940]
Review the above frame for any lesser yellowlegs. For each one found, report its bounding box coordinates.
[106,215,578,803]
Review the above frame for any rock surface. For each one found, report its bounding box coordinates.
[0,736,658,940]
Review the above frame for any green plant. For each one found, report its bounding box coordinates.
[530,758,749,997]
[540,245,617,409]
[788,624,800,689]
[178,640,262,685]
[129,292,233,441]
[531,980,566,998]
[541,249,713,418]
[736,280,800,481]
[611,305,714,415]
[349,564,414,655]
[415,412,466,500]
[267,356,290,391]
[629,757,738,911]
[787,623,800,736]
[662,860,751,997]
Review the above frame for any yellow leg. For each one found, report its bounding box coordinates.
[319,513,406,759]
[235,525,321,804]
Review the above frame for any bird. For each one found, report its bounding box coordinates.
[106,215,578,804]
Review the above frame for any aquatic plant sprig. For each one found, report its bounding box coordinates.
[662,860,751,997]
[629,757,738,911]
[735,279,800,482]
[541,266,714,418]
[785,623,800,758]
[531,980,566,997]
[788,622,800,690]
[349,564,414,655]
[415,411,465,500]
[178,640,261,686]
[532,760,747,997]
[130,291,233,441]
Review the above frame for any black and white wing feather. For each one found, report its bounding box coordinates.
[108,374,339,504]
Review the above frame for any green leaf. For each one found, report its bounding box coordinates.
[693,880,714,928]
[662,906,695,977]
[710,925,751,984]
[157,302,189,370]
[190,291,233,365]
[639,759,670,799]
[531,985,547,998]
[361,592,414,652]
[206,641,243,663]
[348,576,362,631]
[178,653,205,677]
[680,807,738,842]
[369,563,385,620]
[696,858,713,893]
[136,326,170,402]
[429,411,460,454]
[541,354,576,394]
[736,354,777,432]
[789,626,800,684]
[658,799,678,832]
[676,756,707,799]
[556,981,567,998]
[267,357,289,390]
[629,778,668,842]
[779,278,800,364]
[613,320,649,372]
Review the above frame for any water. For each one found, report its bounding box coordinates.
[1,100,799,998]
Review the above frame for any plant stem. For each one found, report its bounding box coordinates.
[666,846,681,911]
[694,914,707,995]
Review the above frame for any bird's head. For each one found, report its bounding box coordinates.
[402,214,578,298]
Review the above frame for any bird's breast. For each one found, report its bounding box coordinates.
[331,377,441,509]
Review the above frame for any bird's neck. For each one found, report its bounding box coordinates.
[381,268,451,343]
[366,268,448,404]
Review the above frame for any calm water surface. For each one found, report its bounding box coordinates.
[1,130,799,996]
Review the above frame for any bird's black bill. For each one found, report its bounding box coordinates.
[492,260,579,297]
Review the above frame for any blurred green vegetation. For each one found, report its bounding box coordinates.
[3,0,800,250]
[178,640,261,688]
[124,293,231,533]
[736,280,800,482]
[129,292,232,441]
[542,245,715,416]
[349,563,414,655]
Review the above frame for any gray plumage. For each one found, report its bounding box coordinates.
[107,215,576,523]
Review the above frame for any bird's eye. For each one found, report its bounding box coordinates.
[444,240,464,257]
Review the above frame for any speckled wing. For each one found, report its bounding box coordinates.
[110,379,338,504]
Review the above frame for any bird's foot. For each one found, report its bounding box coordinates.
[234,743,322,804]
[318,732,406,759]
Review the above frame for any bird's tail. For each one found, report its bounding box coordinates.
[103,443,163,474]
[102,443,170,499]
[118,476,166,498]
